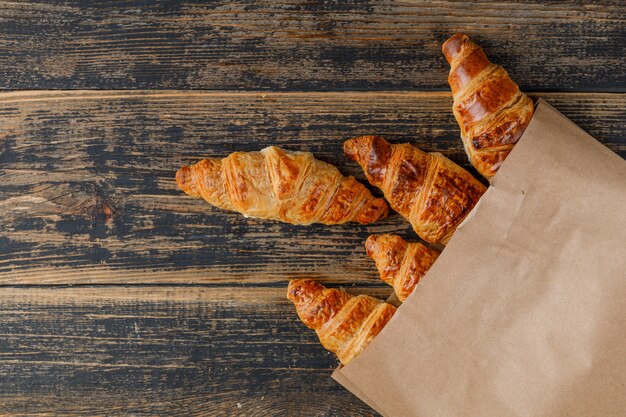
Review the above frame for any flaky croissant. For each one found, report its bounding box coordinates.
[443,33,534,180]
[176,146,388,225]
[366,234,439,302]
[344,135,486,244]
[287,279,396,365]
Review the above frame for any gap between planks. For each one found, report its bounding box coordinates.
[0,90,620,102]
[0,285,391,304]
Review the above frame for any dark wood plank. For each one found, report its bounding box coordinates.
[0,285,388,416]
[1,90,624,284]
[0,1,624,91]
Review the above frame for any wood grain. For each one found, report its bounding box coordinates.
[0,1,624,91]
[1,3,624,416]
[1,90,624,285]
[0,285,386,416]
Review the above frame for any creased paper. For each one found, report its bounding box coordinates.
[333,100,626,417]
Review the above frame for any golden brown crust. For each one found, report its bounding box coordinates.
[344,135,486,244]
[287,279,396,365]
[366,234,439,301]
[340,303,396,363]
[176,146,388,225]
[443,33,534,180]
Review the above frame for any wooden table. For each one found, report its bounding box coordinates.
[0,2,624,416]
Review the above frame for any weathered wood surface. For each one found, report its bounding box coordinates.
[0,285,386,416]
[1,90,624,285]
[0,1,624,91]
[1,2,625,415]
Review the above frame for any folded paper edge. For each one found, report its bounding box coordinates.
[331,98,560,413]
[332,367,389,416]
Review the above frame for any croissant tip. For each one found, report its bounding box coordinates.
[176,165,196,195]
[365,234,403,257]
[344,136,369,163]
[344,135,386,160]
[365,233,389,245]
[375,198,390,218]
[445,32,468,42]
[365,234,379,256]
[287,278,303,288]
[442,33,471,63]
[287,280,300,301]
[343,137,359,161]
[287,279,321,303]
[287,278,303,291]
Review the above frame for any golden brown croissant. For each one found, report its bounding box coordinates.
[366,234,439,302]
[344,135,486,244]
[287,279,396,365]
[443,33,534,180]
[176,146,388,225]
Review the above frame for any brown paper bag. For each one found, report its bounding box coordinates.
[333,99,626,417]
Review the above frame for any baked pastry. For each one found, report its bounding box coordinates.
[344,135,486,244]
[443,33,534,180]
[287,279,396,365]
[176,146,388,225]
[366,234,439,301]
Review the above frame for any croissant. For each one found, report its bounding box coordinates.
[176,146,388,225]
[287,279,396,365]
[366,234,439,302]
[443,33,534,180]
[344,135,486,244]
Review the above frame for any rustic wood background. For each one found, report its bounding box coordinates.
[0,1,624,416]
